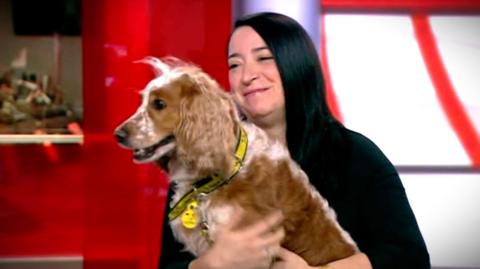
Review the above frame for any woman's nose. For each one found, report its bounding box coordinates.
[241,62,259,84]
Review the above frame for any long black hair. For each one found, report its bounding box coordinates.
[233,12,349,191]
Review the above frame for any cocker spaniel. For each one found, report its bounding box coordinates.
[114,57,358,266]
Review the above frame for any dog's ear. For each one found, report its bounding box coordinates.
[135,56,170,76]
[174,74,238,175]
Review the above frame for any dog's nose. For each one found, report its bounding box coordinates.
[115,128,129,144]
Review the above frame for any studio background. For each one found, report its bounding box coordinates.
[0,1,479,269]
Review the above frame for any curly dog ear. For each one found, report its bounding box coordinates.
[174,74,239,176]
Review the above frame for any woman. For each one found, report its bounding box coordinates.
[159,12,430,269]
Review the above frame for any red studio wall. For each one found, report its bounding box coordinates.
[0,1,231,269]
[82,1,231,268]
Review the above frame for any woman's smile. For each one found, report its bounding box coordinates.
[244,87,270,97]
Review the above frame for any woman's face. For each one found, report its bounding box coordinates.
[228,26,285,125]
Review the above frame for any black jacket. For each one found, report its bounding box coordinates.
[158,130,430,269]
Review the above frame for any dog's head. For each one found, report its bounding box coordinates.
[115,57,239,176]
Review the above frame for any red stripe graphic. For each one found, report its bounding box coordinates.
[321,0,480,13]
[320,14,344,123]
[412,14,480,167]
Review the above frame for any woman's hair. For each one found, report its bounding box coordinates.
[233,12,349,191]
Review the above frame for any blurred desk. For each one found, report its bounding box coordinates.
[0,134,83,144]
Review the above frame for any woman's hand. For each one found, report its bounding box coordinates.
[271,247,310,269]
[272,248,373,269]
[190,210,285,269]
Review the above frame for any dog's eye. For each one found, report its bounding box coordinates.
[152,99,166,110]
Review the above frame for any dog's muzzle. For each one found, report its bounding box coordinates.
[114,126,175,163]
[133,135,175,161]
[114,127,129,146]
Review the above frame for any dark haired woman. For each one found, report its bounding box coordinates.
[159,12,430,269]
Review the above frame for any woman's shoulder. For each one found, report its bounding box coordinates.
[342,128,397,177]
[346,129,381,152]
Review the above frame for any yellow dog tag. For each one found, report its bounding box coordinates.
[181,200,199,229]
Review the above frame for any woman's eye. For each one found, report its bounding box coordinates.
[152,99,166,110]
[258,56,274,61]
[228,63,239,70]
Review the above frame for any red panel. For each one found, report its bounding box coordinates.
[322,0,480,13]
[82,0,231,269]
[1,1,231,269]
[81,0,167,268]
[0,144,84,256]
[149,1,231,89]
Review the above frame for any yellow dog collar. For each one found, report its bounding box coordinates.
[168,127,248,225]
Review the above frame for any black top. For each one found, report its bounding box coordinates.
[158,130,430,269]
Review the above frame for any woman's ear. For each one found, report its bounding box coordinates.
[174,78,237,175]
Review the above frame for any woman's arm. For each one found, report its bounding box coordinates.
[349,132,430,269]
[325,253,372,269]
[359,171,430,269]
[272,248,372,269]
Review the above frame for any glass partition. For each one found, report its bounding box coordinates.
[0,0,82,144]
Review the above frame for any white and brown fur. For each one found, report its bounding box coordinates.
[115,57,358,266]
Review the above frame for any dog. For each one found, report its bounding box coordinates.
[114,57,358,266]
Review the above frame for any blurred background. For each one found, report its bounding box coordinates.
[0,0,479,269]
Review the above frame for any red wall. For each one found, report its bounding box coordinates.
[0,1,231,269]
